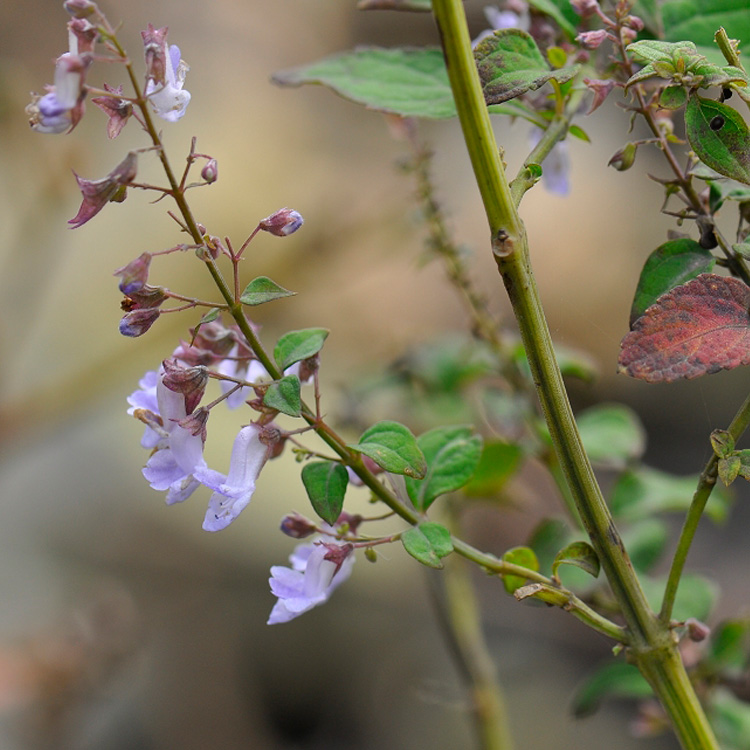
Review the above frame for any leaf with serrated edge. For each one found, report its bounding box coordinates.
[618,274,750,382]
[273,47,457,119]
[474,29,579,105]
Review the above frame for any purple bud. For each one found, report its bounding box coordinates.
[114,252,151,294]
[259,207,304,237]
[126,285,168,309]
[576,29,610,49]
[141,24,169,86]
[570,0,600,17]
[685,618,710,642]
[201,158,218,184]
[322,542,354,573]
[64,0,101,19]
[280,512,317,539]
[119,308,160,337]
[178,407,209,439]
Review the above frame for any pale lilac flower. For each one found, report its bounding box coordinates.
[143,30,191,122]
[530,128,570,196]
[194,424,268,531]
[217,347,269,409]
[127,370,162,449]
[472,3,530,47]
[28,52,89,134]
[268,540,355,624]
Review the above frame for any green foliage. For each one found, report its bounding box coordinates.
[662,0,750,57]
[641,573,719,621]
[686,95,750,184]
[402,522,454,568]
[404,425,483,509]
[273,47,458,119]
[610,466,732,522]
[463,439,523,497]
[620,519,669,573]
[572,661,653,717]
[576,404,646,469]
[349,420,427,478]
[474,29,579,105]
[710,688,750,750]
[629,239,716,326]
[551,541,600,581]
[274,328,329,370]
[501,546,539,594]
[707,619,750,675]
[301,461,348,525]
[240,276,296,306]
[263,374,302,417]
[526,0,578,39]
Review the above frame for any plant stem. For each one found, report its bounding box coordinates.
[660,390,750,623]
[430,1,718,746]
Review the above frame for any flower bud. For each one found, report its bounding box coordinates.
[576,29,610,49]
[364,547,378,563]
[201,158,218,184]
[124,285,168,310]
[623,14,644,32]
[260,423,286,459]
[178,407,209,439]
[162,359,209,396]
[570,0,600,17]
[64,0,101,20]
[114,253,151,294]
[259,207,304,237]
[608,142,637,171]
[119,308,160,337]
[280,512,317,539]
[685,618,710,642]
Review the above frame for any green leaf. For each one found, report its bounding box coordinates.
[662,0,750,52]
[301,461,348,525]
[240,276,296,306]
[274,328,329,370]
[735,449,750,481]
[528,518,571,572]
[708,619,750,673]
[401,522,453,569]
[404,426,483,509]
[196,307,221,327]
[686,95,750,185]
[659,85,687,109]
[463,440,523,497]
[620,519,669,573]
[502,546,539,594]
[577,404,646,468]
[572,661,653,717]
[630,238,715,326]
[273,47,458,119]
[263,374,302,417]
[718,455,741,486]
[711,688,750,750]
[710,428,735,458]
[610,466,732,523]
[527,0,578,39]
[474,29,580,105]
[551,541,600,580]
[349,420,427,478]
[641,573,718,622]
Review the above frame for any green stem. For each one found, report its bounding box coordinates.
[431,2,718,747]
[660,390,750,623]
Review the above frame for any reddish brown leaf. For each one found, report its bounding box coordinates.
[618,274,750,383]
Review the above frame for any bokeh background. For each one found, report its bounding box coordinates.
[1,1,749,748]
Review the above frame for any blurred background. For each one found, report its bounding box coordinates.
[1,0,749,748]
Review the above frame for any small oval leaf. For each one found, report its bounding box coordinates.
[301,461,348,525]
[551,541,600,581]
[577,403,646,468]
[274,328,329,371]
[629,238,715,326]
[349,421,427,478]
[240,276,296,306]
[263,374,301,417]
[402,522,453,569]
[686,95,750,185]
[501,546,539,594]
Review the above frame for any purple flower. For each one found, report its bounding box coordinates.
[142,25,191,122]
[68,151,138,228]
[472,4,530,47]
[259,208,304,237]
[194,424,269,532]
[267,540,355,624]
[27,52,89,134]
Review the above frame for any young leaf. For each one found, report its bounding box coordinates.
[301,461,348,525]
[710,429,735,458]
[572,662,653,717]
[686,95,750,185]
[349,421,427,478]
[662,0,750,52]
[274,328,329,371]
[474,29,579,105]
[577,403,646,468]
[401,522,453,569]
[551,541,600,581]
[610,466,732,523]
[240,276,296,306]
[273,47,458,119]
[718,455,741,486]
[629,238,715,326]
[263,374,302,417]
[501,546,539,594]
[404,426,483,509]
[618,274,750,383]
